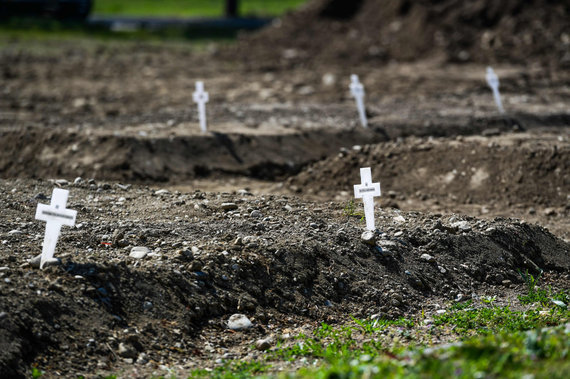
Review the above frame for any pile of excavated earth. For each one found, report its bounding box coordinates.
[0,0,569,377]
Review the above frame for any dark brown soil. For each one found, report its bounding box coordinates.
[0,1,569,377]
[0,179,569,377]
[230,0,570,69]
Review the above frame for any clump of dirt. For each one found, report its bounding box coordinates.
[0,179,569,377]
[231,0,569,68]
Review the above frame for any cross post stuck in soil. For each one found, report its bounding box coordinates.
[193,81,210,133]
[34,188,77,269]
[486,67,505,114]
[349,74,368,127]
[354,167,381,231]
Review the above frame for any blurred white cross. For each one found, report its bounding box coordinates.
[193,81,210,132]
[350,74,368,128]
[35,188,77,269]
[485,67,505,114]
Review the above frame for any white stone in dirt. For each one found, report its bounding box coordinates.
[35,188,77,269]
[29,254,60,269]
[360,230,376,246]
[354,167,381,231]
[193,81,210,133]
[227,313,252,330]
[485,67,505,114]
[130,246,150,259]
[349,74,368,127]
[452,220,472,232]
[420,253,435,263]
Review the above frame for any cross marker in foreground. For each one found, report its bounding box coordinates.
[193,81,210,133]
[35,188,77,269]
[354,167,381,231]
[349,74,368,128]
[485,67,505,114]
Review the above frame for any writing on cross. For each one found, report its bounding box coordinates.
[354,167,381,231]
[349,74,368,128]
[193,81,210,133]
[485,67,505,114]
[35,188,77,269]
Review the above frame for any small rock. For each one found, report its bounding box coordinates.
[394,231,404,237]
[73,177,83,185]
[8,230,22,236]
[129,246,150,259]
[117,342,138,359]
[420,253,435,263]
[154,189,169,195]
[543,208,556,216]
[502,280,512,286]
[360,231,376,246]
[255,338,273,351]
[250,210,263,218]
[143,301,153,311]
[284,205,293,212]
[29,254,61,269]
[393,215,406,223]
[55,179,69,186]
[438,266,447,274]
[227,314,252,330]
[451,221,471,232]
[309,223,319,229]
[221,203,238,211]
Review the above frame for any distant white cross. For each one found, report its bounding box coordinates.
[193,81,209,133]
[35,188,77,269]
[485,67,505,114]
[353,167,381,231]
[349,74,368,128]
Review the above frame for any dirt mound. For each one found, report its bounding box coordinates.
[287,132,570,210]
[1,179,569,376]
[232,0,569,68]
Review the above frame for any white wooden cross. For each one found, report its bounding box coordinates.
[35,188,77,269]
[193,81,209,133]
[349,74,368,128]
[485,67,505,114]
[354,167,381,231]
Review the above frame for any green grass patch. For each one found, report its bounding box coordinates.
[93,0,308,18]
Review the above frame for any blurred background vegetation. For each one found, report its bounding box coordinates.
[93,0,307,18]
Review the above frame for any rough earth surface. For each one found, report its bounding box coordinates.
[0,179,569,377]
[0,0,569,377]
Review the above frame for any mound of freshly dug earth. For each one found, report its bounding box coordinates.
[0,179,569,377]
[287,132,570,210]
[233,0,569,68]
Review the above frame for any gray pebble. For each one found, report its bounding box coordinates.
[129,246,150,259]
[29,254,61,269]
[117,342,138,359]
[420,253,435,263]
[361,231,376,246]
[255,338,273,351]
[221,203,238,211]
[250,210,263,218]
[227,314,252,330]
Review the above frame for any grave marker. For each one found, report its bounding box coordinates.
[354,167,381,231]
[35,188,77,269]
[349,74,368,127]
[485,67,505,114]
[193,81,210,132]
